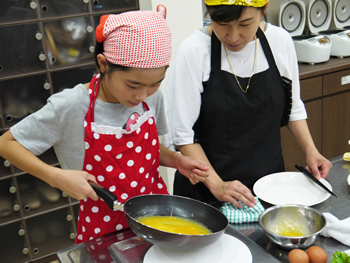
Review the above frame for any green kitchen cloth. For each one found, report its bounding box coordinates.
[220,197,265,224]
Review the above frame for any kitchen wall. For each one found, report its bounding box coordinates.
[266,0,284,26]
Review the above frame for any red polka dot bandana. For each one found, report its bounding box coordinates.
[95,11,172,68]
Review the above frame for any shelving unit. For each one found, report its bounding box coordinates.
[0,1,139,262]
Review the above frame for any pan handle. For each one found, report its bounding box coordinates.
[89,182,124,211]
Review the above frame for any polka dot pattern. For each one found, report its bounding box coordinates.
[76,75,168,244]
[97,175,104,182]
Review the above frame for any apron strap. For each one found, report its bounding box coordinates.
[210,31,222,71]
[256,27,280,76]
[142,101,150,111]
[87,74,101,123]
[84,74,101,139]
[256,27,292,126]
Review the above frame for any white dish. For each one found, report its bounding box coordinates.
[143,234,252,263]
[253,172,332,206]
[341,250,350,261]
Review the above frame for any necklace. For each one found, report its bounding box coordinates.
[224,35,257,93]
[232,40,254,64]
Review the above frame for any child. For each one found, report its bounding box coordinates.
[0,10,209,243]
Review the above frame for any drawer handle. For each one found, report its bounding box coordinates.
[341,75,350,85]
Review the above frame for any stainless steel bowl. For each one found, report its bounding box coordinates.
[259,204,326,249]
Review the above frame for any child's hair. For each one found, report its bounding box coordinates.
[205,4,267,24]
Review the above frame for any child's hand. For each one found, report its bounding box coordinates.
[52,168,99,201]
[175,153,210,185]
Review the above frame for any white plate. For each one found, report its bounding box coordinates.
[143,234,252,263]
[253,172,332,206]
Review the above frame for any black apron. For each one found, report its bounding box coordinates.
[174,27,292,203]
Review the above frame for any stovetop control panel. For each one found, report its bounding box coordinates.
[109,232,152,263]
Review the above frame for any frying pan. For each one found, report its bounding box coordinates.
[90,183,228,250]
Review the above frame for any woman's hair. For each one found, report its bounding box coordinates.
[205,4,267,24]
[94,41,130,73]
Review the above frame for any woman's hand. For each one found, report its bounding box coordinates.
[175,143,257,208]
[159,144,209,185]
[287,120,332,179]
[210,180,257,208]
[305,151,332,179]
[174,153,210,185]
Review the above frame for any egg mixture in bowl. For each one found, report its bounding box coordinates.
[259,204,326,249]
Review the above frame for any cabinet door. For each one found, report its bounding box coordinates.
[281,100,323,171]
[0,220,30,263]
[43,17,94,68]
[322,91,350,159]
[0,156,13,178]
[0,74,51,128]
[0,177,21,224]
[39,0,89,19]
[26,208,76,260]
[299,76,322,101]
[91,0,139,12]
[0,0,38,24]
[51,66,96,94]
[0,23,45,78]
[17,173,69,216]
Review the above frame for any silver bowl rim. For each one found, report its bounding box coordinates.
[258,204,327,238]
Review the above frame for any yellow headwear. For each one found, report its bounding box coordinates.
[205,0,268,7]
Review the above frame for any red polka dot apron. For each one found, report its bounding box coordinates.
[76,74,169,244]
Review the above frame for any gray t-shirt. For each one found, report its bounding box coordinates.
[11,84,168,171]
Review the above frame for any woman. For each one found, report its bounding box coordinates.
[163,0,331,208]
[0,11,209,243]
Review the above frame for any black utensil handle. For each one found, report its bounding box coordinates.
[89,182,117,210]
[295,165,337,198]
[295,165,319,184]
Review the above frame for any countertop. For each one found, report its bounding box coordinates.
[298,56,350,80]
[57,222,280,262]
[57,156,350,262]
[231,155,350,262]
